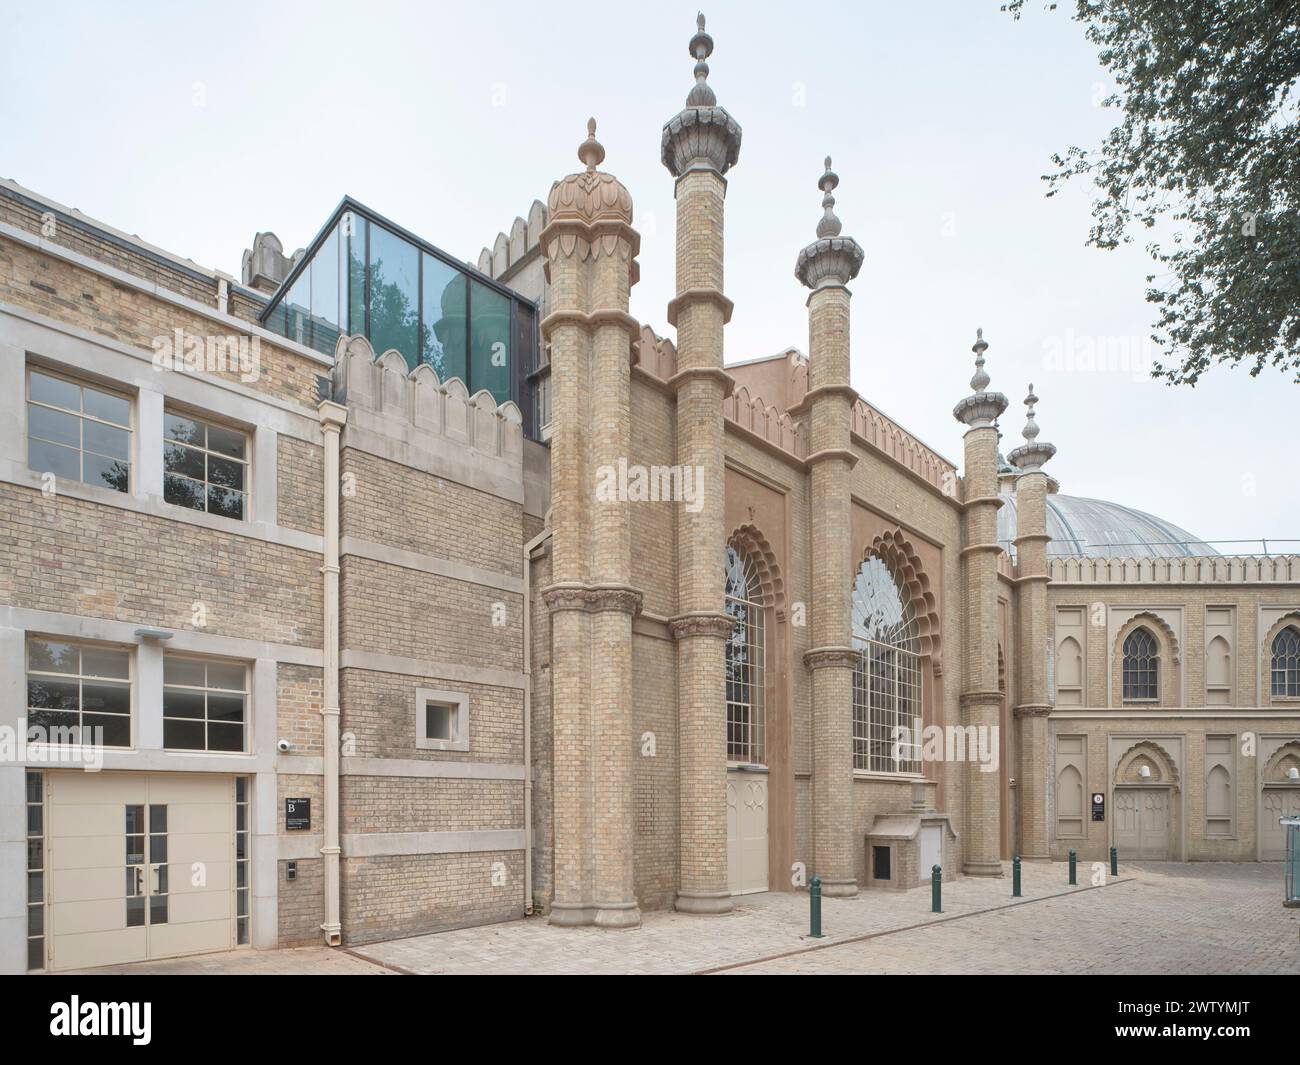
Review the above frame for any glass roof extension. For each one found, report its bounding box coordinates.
[259,197,540,437]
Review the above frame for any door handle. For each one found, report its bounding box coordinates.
[133,866,144,896]
[150,864,162,894]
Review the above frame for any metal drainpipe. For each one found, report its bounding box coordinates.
[522,527,551,917]
[317,399,347,946]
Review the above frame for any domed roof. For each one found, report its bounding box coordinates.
[547,118,632,226]
[998,489,1218,560]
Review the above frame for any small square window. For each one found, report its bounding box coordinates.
[414,689,469,752]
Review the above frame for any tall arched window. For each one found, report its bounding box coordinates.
[851,556,921,773]
[724,546,765,765]
[1272,625,1300,698]
[1122,627,1159,701]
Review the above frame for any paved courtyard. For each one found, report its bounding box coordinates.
[69,862,1298,975]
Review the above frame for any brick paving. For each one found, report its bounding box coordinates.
[67,862,1298,975]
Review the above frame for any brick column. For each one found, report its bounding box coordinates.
[797,159,864,897]
[953,331,1008,877]
[662,14,742,915]
[1008,386,1056,862]
[540,121,642,927]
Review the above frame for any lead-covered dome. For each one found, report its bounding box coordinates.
[998,486,1218,560]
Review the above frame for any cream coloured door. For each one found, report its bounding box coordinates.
[726,770,768,894]
[1113,787,1170,860]
[48,772,235,970]
[1261,788,1300,860]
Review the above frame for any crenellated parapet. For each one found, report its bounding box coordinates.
[1048,554,1300,584]
[476,199,550,282]
[852,398,959,496]
[723,385,807,459]
[331,335,523,468]
[632,324,678,380]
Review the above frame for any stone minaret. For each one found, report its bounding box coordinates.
[796,159,864,897]
[1007,385,1056,861]
[540,120,643,927]
[953,330,1008,876]
[661,13,742,915]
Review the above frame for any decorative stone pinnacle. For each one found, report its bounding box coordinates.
[795,155,863,288]
[952,327,1008,429]
[816,156,842,239]
[578,117,605,172]
[970,328,991,391]
[687,12,717,107]
[661,13,742,175]
[1008,380,1056,470]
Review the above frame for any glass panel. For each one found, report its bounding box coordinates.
[425,703,451,740]
[348,215,367,335]
[28,639,77,674]
[164,472,205,511]
[236,805,247,832]
[284,272,311,348]
[206,662,245,691]
[469,281,511,404]
[81,647,129,679]
[27,839,42,871]
[83,420,129,460]
[83,452,129,493]
[235,776,247,803]
[163,719,205,750]
[206,423,246,460]
[421,254,467,382]
[28,870,43,899]
[82,680,130,714]
[126,896,144,927]
[164,412,204,447]
[27,905,43,936]
[27,805,41,834]
[208,722,244,752]
[163,441,205,479]
[236,917,248,946]
[81,713,129,747]
[310,224,342,356]
[27,438,80,481]
[237,862,247,888]
[27,677,78,710]
[368,224,419,367]
[163,657,206,687]
[149,896,168,925]
[125,805,145,836]
[208,455,245,491]
[27,710,78,739]
[149,805,167,832]
[27,938,43,971]
[83,387,131,427]
[26,771,41,803]
[207,485,244,520]
[208,693,245,722]
[29,371,81,410]
[163,689,205,719]
[27,404,80,446]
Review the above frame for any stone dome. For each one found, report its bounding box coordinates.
[998,487,1219,560]
[547,118,633,226]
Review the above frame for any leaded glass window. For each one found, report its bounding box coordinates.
[851,557,921,773]
[724,546,766,765]
[1122,627,1159,701]
[1272,626,1300,698]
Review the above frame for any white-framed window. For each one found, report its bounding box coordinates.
[1122,627,1159,702]
[26,770,45,971]
[162,410,249,520]
[25,637,132,748]
[234,777,250,945]
[851,556,922,774]
[724,545,766,765]
[415,688,469,752]
[26,366,132,493]
[162,655,248,752]
[1272,625,1300,698]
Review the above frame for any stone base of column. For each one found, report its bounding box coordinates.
[817,877,859,898]
[674,890,734,916]
[962,859,1004,877]
[548,903,596,927]
[593,902,642,929]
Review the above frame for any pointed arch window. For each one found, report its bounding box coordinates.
[851,556,921,773]
[1122,627,1159,701]
[725,546,766,765]
[1272,625,1300,698]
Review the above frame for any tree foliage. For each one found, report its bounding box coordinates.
[1007,1,1300,384]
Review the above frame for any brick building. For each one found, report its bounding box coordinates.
[2,15,1298,971]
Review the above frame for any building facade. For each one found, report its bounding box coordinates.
[2,16,1298,971]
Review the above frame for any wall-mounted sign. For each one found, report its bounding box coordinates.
[285,798,311,831]
[1091,793,1105,822]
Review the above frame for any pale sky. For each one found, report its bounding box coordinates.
[2,0,1295,548]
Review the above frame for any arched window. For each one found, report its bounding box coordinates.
[1122,627,1159,701]
[1272,625,1300,698]
[851,556,921,773]
[724,546,766,765]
